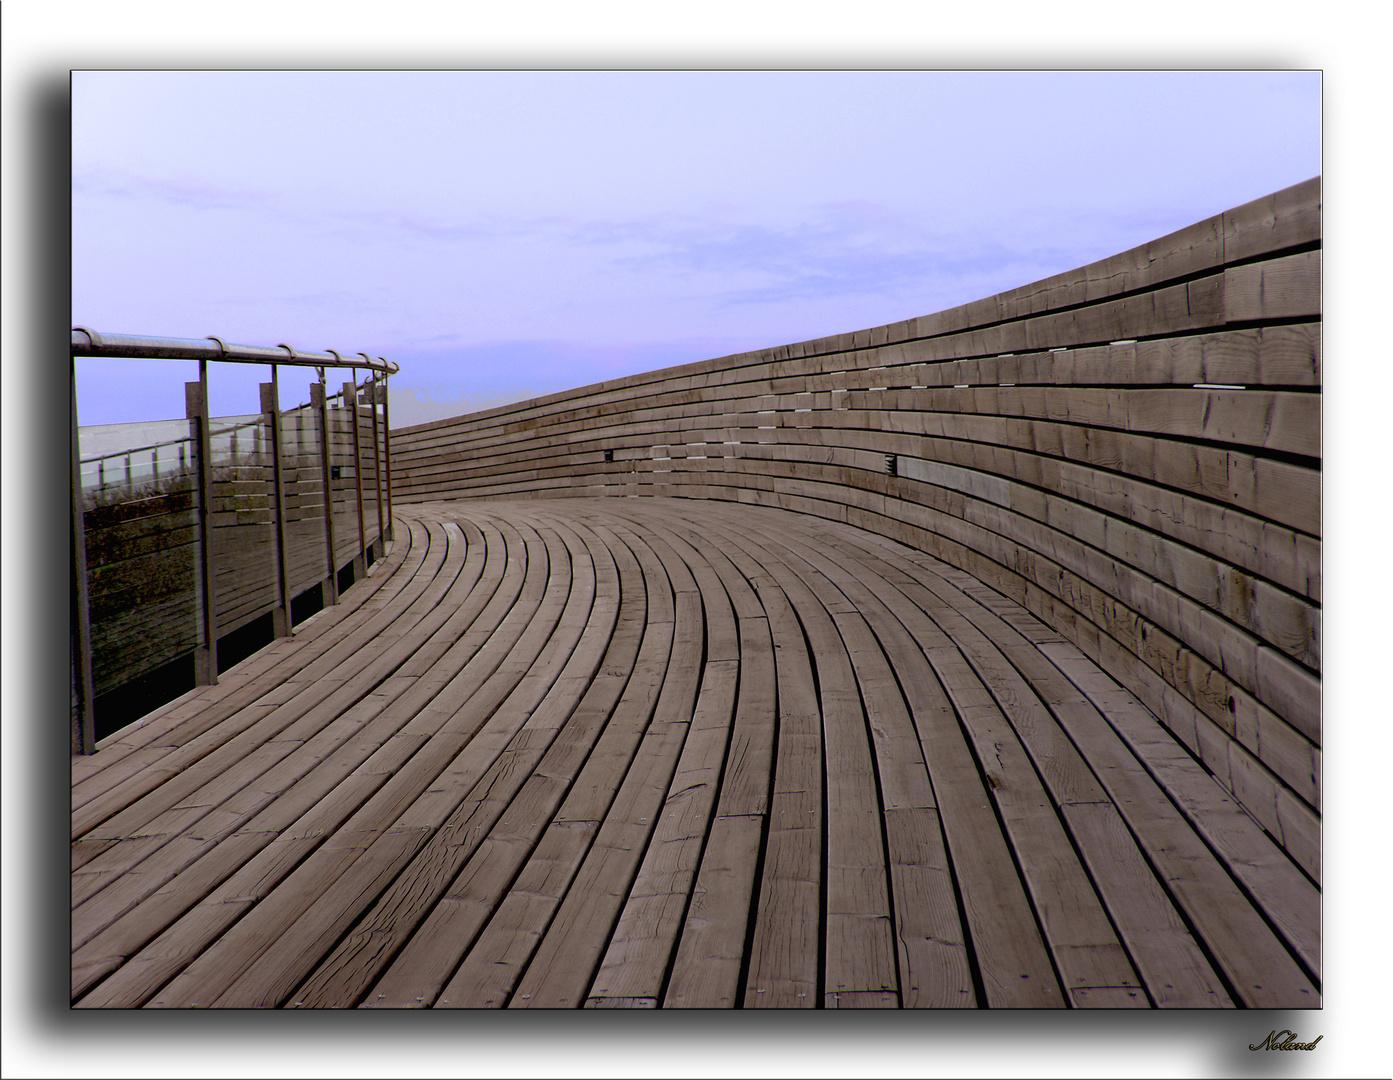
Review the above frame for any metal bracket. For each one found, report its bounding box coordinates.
[72,325,104,350]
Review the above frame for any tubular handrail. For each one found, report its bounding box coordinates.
[71,328,399,376]
[78,414,277,468]
[77,384,375,472]
[79,431,193,466]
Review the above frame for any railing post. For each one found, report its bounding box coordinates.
[368,373,386,553]
[186,366,218,685]
[262,369,292,638]
[312,375,339,605]
[380,374,394,542]
[344,377,367,580]
[71,361,97,754]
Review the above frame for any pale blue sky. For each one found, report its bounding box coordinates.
[72,70,1321,425]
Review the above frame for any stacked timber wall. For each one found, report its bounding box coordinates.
[392,177,1322,879]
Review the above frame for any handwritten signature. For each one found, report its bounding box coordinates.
[1250,1030,1323,1051]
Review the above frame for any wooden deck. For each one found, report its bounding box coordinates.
[70,497,1319,1009]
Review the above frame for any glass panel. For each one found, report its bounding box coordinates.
[379,398,392,530]
[78,419,198,495]
[78,418,201,696]
[328,394,361,569]
[356,395,381,548]
[208,413,279,634]
[281,403,329,597]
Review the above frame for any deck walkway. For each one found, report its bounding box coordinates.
[70,498,1320,1009]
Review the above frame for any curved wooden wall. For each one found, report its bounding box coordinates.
[393,178,1321,879]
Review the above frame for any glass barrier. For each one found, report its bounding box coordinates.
[358,398,382,547]
[281,402,331,598]
[71,332,396,752]
[78,420,198,495]
[328,397,362,572]
[208,414,280,636]
[78,418,203,698]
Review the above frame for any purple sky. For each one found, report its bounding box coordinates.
[72,70,1320,426]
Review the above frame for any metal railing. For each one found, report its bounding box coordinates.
[71,329,400,754]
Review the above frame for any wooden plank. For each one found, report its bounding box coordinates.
[401,415,1314,604]
[72,660,427,996]
[726,545,825,1009]
[1224,251,1321,324]
[397,395,1323,540]
[429,820,597,1008]
[659,813,762,1007]
[762,536,976,1008]
[1054,646,1319,975]
[1222,177,1321,263]
[632,505,783,1008]
[1061,801,1231,1007]
[74,609,437,863]
[882,808,975,1007]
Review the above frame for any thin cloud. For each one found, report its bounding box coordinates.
[314,208,564,245]
[73,166,280,213]
[581,202,1111,308]
[78,167,1169,311]
[73,161,1231,344]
